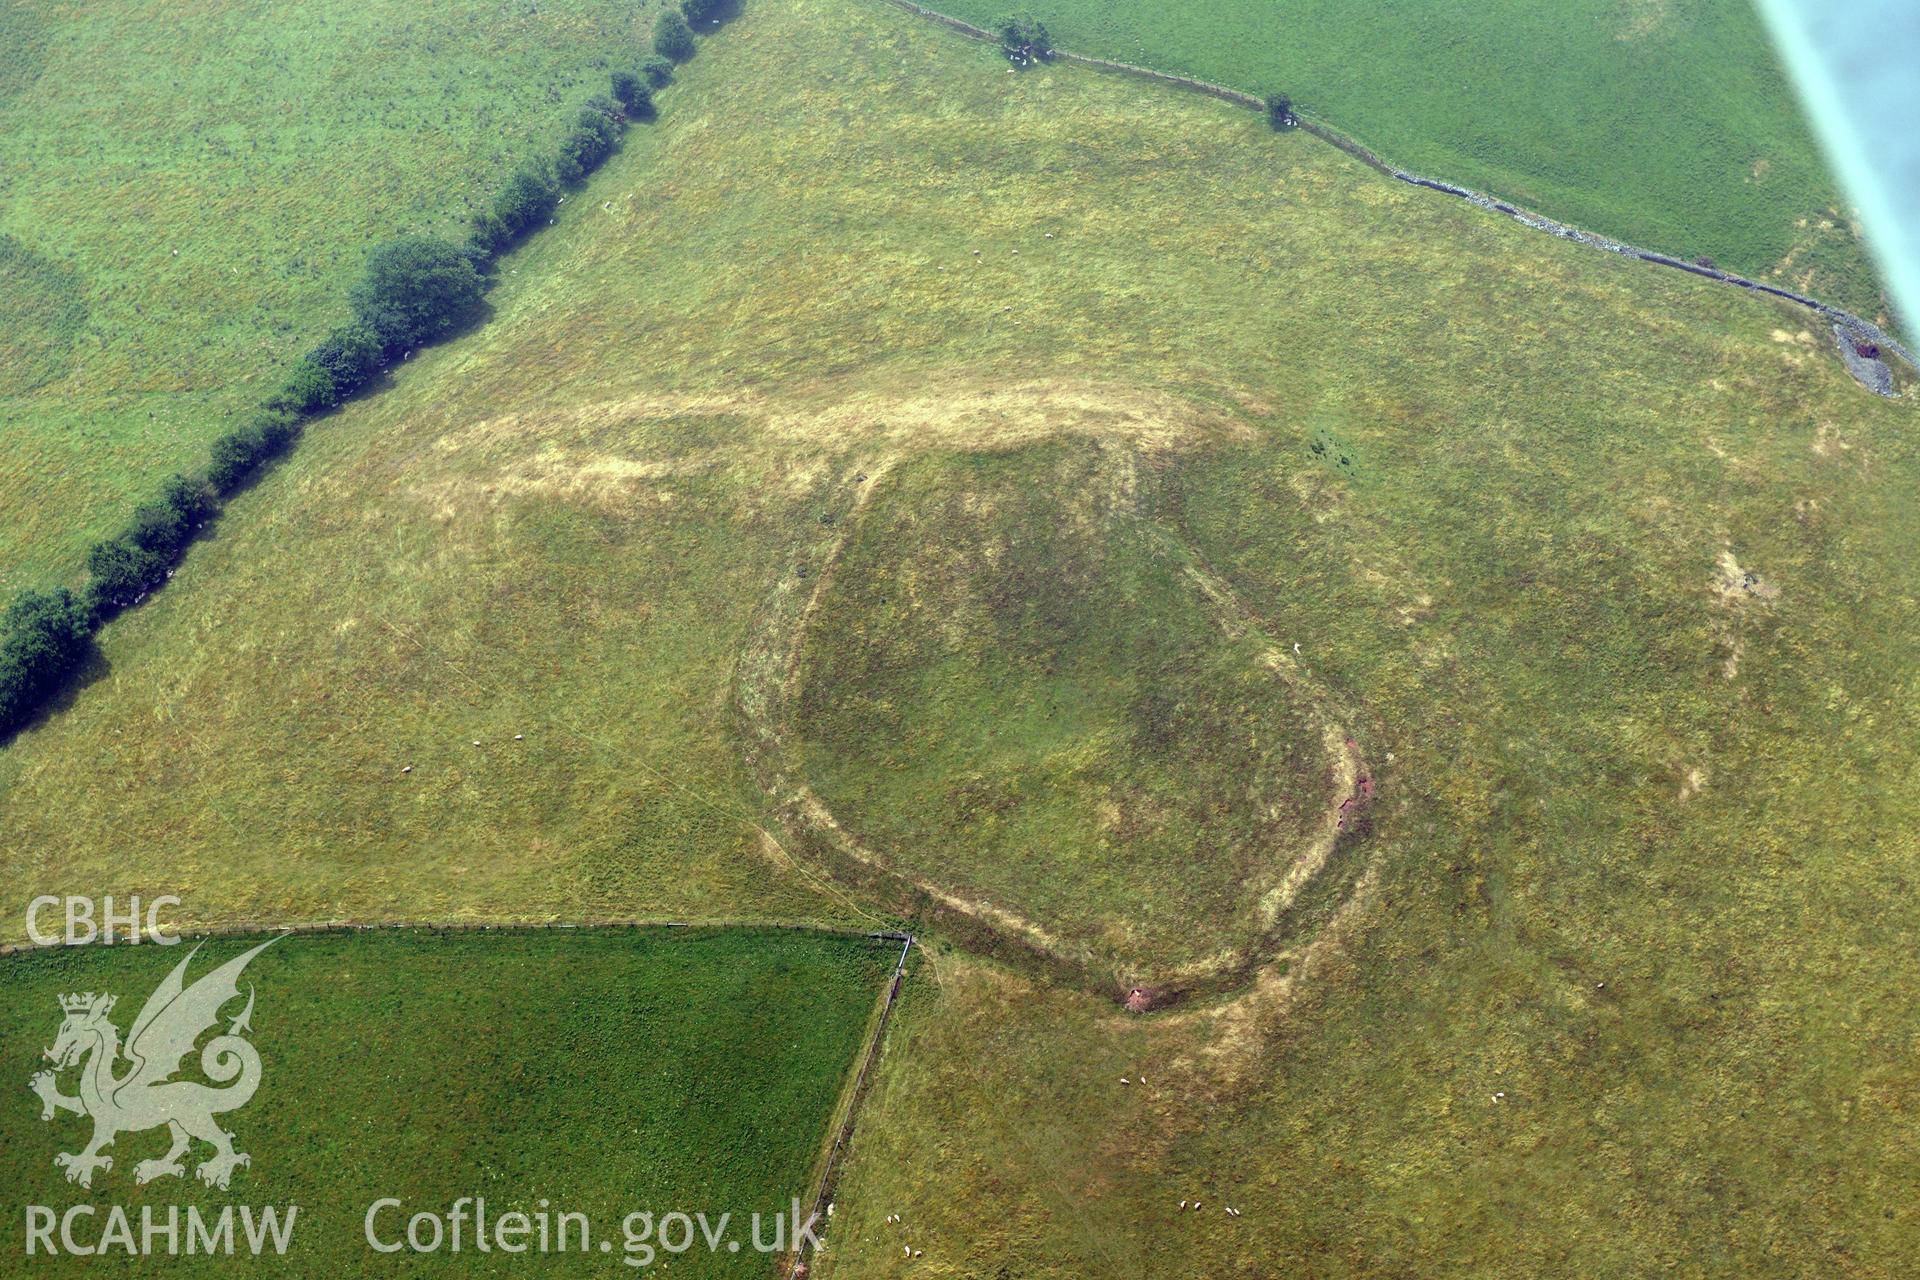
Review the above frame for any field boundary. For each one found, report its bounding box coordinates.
[791,933,915,1277]
[875,0,1913,383]
[8,916,916,1276]
[0,916,911,958]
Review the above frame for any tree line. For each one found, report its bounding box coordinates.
[990,9,1297,131]
[0,3,728,741]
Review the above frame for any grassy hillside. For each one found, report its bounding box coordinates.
[0,0,1915,1274]
[934,0,1884,320]
[0,0,656,591]
[0,928,894,1276]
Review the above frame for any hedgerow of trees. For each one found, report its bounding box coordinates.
[0,5,734,740]
[349,237,486,355]
[556,98,625,184]
[997,14,1052,65]
[655,11,696,63]
[641,55,676,89]
[471,163,563,257]
[82,472,214,616]
[0,588,91,735]
[611,70,653,118]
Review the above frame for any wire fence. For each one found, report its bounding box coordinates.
[10,914,916,1278]
[792,933,915,1276]
[877,0,1914,377]
[0,915,911,958]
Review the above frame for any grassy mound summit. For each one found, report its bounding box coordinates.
[795,442,1359,985]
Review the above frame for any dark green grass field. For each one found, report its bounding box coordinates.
[0,928,893,1276]
[935,0,1883,319]
[0,0,657,591]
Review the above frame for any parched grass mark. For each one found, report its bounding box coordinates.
[1705,546,1779,685]
[413,379,1252,517]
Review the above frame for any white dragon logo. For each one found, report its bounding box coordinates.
[28,937,280,1190]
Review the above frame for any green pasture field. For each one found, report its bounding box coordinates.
[0,0,658,591]
[0,0,1914,1274]
[934,0,1886,320]
[0,927,895,1276]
